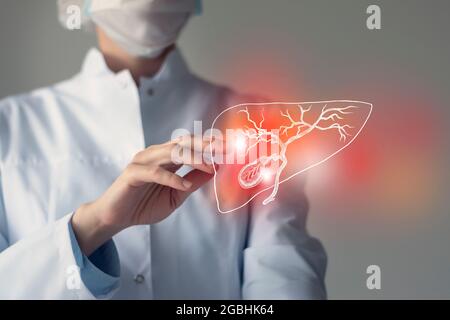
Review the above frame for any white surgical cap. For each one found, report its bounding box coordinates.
[57,0,201,30]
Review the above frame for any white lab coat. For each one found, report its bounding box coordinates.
[0,48,326,299]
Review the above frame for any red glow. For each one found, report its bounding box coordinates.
[212,44,445,220]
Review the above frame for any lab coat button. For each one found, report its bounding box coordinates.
[134,274,145,284]
[147,88,154,96]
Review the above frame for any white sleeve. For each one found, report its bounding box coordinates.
[0,172,118,300]
[242,181,327,299]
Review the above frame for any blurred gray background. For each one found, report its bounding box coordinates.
[1,0,450,299]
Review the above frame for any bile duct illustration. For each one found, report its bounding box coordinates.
[210,100,373,214]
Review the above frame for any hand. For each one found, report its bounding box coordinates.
[72,135,216,255]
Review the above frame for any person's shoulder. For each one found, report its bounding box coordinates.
[0,76,80,115]
[0,90,40,126]
[0,76,81,156]
[0,91,40,114]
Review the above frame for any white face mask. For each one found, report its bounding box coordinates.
[87,0,197,58]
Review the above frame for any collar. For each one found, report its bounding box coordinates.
[80,47,192,88]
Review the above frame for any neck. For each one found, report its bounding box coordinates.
[96,27,173,84]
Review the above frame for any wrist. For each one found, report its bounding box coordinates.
[71,202,121,256]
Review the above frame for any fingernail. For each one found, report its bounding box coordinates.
[183,180,193,189]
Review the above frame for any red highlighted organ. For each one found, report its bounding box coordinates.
[210,100,373,213]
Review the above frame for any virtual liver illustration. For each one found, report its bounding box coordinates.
[210,100,373,213]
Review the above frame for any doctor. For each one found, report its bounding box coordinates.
[0,0,327,299]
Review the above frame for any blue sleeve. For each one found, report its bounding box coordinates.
[68,218,120,298]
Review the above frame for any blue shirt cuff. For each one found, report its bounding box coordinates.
[68,216,120,297]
